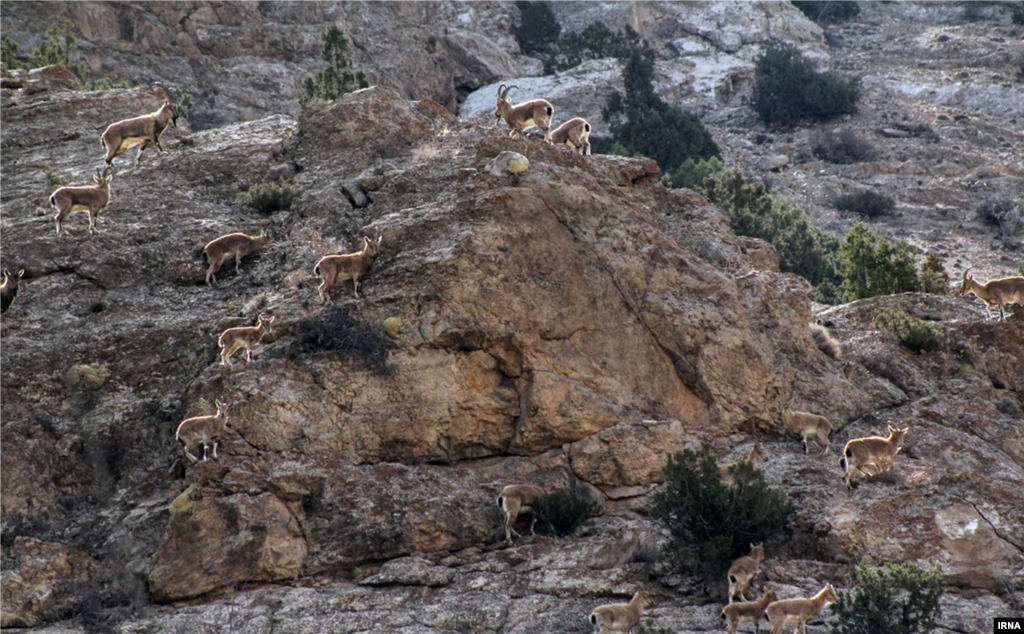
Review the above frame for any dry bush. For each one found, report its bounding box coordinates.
[812,128,877,164]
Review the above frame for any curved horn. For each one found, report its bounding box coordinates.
[497,83,507,98]
[502,84,519,101]
[964,267,972,280]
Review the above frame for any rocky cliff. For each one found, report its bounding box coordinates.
[2,68,1023,633]
[0,2,825,128]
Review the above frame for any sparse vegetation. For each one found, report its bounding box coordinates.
[699,167,842,290]
[237,179,302,214]
[28,19,91,85]
[836,224,921,301]
[550,23,650,73]
[2,35,22,69]
[833,190,895,218]
[652,445,793,587]
[301,25,368,105]
[43,166,72,188]
[284,306,390,373]
[169,88,194,121]
[793,1,861,23]
[750,40,861,127]
[830,562,944,634]
[533,491,599,537]
[602,50,720,173]
[812,128,877,164]
[873,308,941,353]
[918,253,949,296]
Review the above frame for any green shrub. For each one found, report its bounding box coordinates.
[512,1,561,61]
[43,166,71,188]
[26,19,91,85]
[89,77,130,91]
[652,445,793,586]
[873,308,941,353]
[666,156,729,191]
[750,40,861,127]
[550,23,650,73]
[918,253,949,296]
[833,190,895,218]
[812,128,876,164]
[282,306,390,373]
[792,1,861,23]
[830,562,944,634]
[1013,2,1024,26]
[172,89,194,121]
[301,25,368,105]
[700,169,842,289]
[533,491,599,537]
[603,50,720,173]
[2,36,21,70]
[836,224,920,301]
[237,179,302,214]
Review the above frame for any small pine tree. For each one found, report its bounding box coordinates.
[652,445,792,587]
[603,50,720,173]
[918,253,948,296]
[301,25,368,105]
[830,562,944,634]
[512,1,561,60]
[1,36,21,70]
[27,18,91,85]
[836,224,921,301]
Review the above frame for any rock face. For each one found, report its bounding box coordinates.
[1,1,823,131]
[2,25,1023,634]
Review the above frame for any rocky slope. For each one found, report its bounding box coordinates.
[2,2,1024,633]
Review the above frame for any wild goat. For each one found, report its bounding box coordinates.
[728,543,765,604]
[722,589,777,634]
[314,235,383,302]
[588,591,652,634]
[175,400,228,463]
[840,424,908,488]
[549,117,592,156]
[203,230,272,285]
[50,167,113,235]
[497,484,546,543]
[219,313,275,366]
[766,583,838,634]
[958,268,1024,321]
[494,83,554,142]
[101,100,179,166]
[1,268,25,313]
[783,407,833,456]
[720,444,767,486]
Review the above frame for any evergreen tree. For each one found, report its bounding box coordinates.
[302,25,368,105]
[602,51,720,173]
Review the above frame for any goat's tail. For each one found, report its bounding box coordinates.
[497,494,505,510]
[588,613,597,626]
[49,194,56,208]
